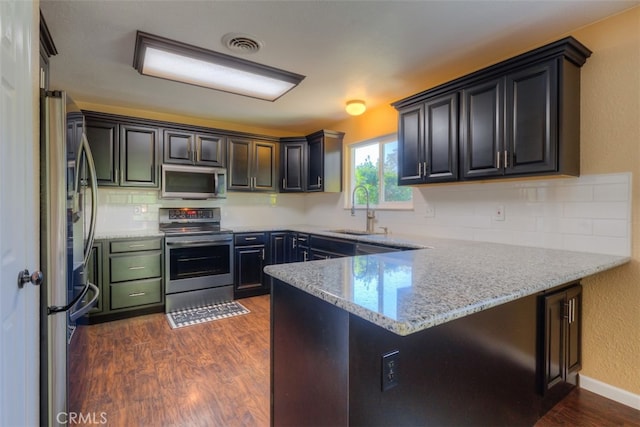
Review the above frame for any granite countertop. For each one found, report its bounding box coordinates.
[95,230,164,240]
[264,233,629,336]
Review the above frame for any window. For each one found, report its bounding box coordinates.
[349,135,412,210]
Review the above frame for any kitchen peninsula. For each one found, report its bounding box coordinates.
[264,234,629,426]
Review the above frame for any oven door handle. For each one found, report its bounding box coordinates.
[166,238,232,247]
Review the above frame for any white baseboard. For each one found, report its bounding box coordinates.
[579,374,640,410]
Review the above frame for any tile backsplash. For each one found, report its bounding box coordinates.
[95,172,631,256]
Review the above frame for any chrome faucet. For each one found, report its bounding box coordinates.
[351,185,375,233]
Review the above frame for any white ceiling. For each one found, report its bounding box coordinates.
[40,0,638,135]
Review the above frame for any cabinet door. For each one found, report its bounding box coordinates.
[424,93,458,182]
[228,137,252,190]
[85,118,119,186]
[306,134,324,191]
[66,113,83,161]
[542,290,565,391]
[269,232,288,264]
[565,285,582,374]
[196,133,225,167]
[505,61,558,175]
[461,78,504,179]
[540,284,582,394]
[234,246,266,292]
[280,140,305,192]
[296,234,310,262]
[119,124,160,188]
[163,129,194,164]
[253,140,277,192]
[397,104,425,185]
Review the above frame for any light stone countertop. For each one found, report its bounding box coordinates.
[95,230,164,240]
[94,225,629,335]
[263,230,629,336]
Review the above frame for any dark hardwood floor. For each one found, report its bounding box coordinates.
[70,295,639,426]
[69,296,270,426]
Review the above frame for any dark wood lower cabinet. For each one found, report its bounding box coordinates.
[271,279,582,426]
[234,233,269,298]
[539,283,582,394]
[81,237,164,324]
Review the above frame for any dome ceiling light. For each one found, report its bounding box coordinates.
[345,100,366,116]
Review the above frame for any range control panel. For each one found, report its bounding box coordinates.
[159,207,221,224]
[167,208,214,220]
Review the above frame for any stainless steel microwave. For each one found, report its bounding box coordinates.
[161,164,227,199]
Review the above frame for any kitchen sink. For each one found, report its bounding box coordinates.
[327,229,376,236]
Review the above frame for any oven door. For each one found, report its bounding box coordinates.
[165,234,234,294]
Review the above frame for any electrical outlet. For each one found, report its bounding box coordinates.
[425,204,435,218]
[381,350,399,391]
[494,205,505,221]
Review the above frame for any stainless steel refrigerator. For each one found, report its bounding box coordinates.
[40,91,99,426]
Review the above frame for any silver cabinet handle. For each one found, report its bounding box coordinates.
[496,152,501,169]
[418,162,422,176]
[129,292,146,297]
[292,237,297,249]
[261,248,265,259]
[128,266,145,270]
[423,161,427,177]
[282,178,286,188]
[129,244,145,248]
[318,176,322,186]
[504,150,509,168]
[244,237,257,241]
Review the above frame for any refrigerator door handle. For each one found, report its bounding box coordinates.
[48,281,89,315]
[78,132,98,267]
[68,282,99,322]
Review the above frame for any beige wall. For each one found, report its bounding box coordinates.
[328,7,640,395]
[570,7,640,396]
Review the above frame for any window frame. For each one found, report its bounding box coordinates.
[347,134,413,211]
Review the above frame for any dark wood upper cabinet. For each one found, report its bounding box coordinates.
[393,37,591,185]
[306,130,344,193]
[280,137,306,192]
[397,104,424,185]
[398,94,458,184]
[279,131,343,193]
[506,60,558,175]
[228,137,277,192]
[84,113,160,189]
[425,93,458,182]
[461,77,504,179]
[254,141,277,191]
[163,129,225,167]
[119,124,160,188]
[85,118,119,186]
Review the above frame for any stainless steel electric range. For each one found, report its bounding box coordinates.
[159,207,234,312]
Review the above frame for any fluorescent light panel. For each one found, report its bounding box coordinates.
[133,31,305,101]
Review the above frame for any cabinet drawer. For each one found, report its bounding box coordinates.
[110,252,161,282]
[110,278,162,310]
[110,238,162,253]
[310,235,355,257]
[235,232,267,246]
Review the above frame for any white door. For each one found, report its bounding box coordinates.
[0,1,39,426]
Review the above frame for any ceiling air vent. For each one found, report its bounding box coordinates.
[222,33,263,54]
